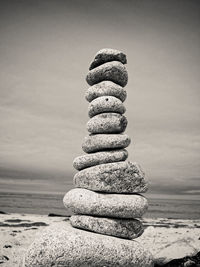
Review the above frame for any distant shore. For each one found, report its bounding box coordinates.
[0,212,199,266]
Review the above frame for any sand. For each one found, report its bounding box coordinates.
[0,213,199,266]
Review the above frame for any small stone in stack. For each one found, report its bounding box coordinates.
[82,133,131,153]
[88,95,126,117]
[70,215,144,239]
[64,188,148,219]
[85,81,127,102]
[86,61,128,87]
[89,48,127,70]
[73,161,148,193]
[73,149,128,170]
[87,113,128,134]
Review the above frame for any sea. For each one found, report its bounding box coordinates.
[0,191,199,219]
[0,192,200,219]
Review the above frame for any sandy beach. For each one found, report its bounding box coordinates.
[0,212,199,266]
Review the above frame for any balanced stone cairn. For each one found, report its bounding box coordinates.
[64,48,153,265]
[23,49,153,267]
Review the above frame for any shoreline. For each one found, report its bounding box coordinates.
[1,209,200,223]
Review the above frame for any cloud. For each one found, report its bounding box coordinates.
[0,167,74,193]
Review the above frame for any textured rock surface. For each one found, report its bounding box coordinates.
[86,61,128,87]
[89,48,127,70]
[73,149,128,170]
[154,240,199,265]
[74,161,148,193]
[70,215,144,239]
[85,81,127,102]
[63,188,148,218]
[82,134,131,153]
[87,113,127,134]
[88,95,125,118]
[23,222,153,267]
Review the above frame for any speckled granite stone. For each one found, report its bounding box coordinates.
[89,48,127,70]
[86,61,128,87]
[85,81,127,103]
[87,113,127,134]
[73,149,128,170]
[70,215,144,239]
[63,188,148,218]
[88,96,125,118]
[82,134,131,153]
[23,222,153,267]
[74,161,148,193]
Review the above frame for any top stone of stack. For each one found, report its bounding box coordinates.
[89,48,127,70]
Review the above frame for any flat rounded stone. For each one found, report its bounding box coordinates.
[74,161,148,193]
[63,188,148,218]
[85,81,127,102]
[86,61,128,87]
[87,113,127,134]
[89,48,127,70]
[73,149,128,170]
[88,96,126,118]
[82,134,131,153]
[70,215,144,240]
[23,222,153,267]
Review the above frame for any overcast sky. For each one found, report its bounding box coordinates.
[0,0,199,198]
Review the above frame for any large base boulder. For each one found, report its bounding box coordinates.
[23,222,153,267]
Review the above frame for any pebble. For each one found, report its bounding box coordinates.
[70,215,144,239]
[85,81,127,102]
[74,161,148,193]
[82,134,131,153]
[87,113,127,134]
[23,222,153,267]
[73,149,128,170]
[89,48,127,70]
[63,188,148,218]
[88,95,125,118]
[86,61,128,87]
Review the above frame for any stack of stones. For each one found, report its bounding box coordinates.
[23,49,153,267]
[64,49,149,242]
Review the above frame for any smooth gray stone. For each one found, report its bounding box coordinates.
[74,161,148,193]
[89,48,127,70]
[82,134,131,153]
[85,81,127,102]
[73,149,128,170]
[86,61,128,87]
[63,188,148,218]
[70,215,144,240]
[87,113,127,134]
[23,222,153,267]
[88,96,126,118]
